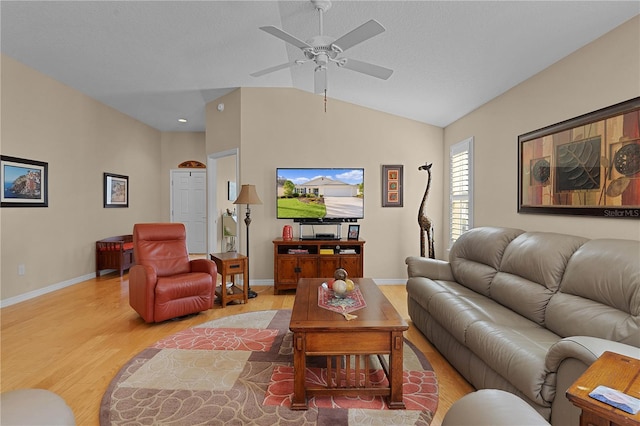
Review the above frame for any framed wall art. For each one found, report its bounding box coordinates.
[228,181,236,201]
[518,97,640,218]
[347,224,360,240]
[1,155,48,207]
[382,164,403,207]
[104,173,129,208]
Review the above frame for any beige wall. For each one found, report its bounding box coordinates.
[206,87,443,282]
[215,155,238,252]
[443,16,640,244]
[160,132,206,221]
[206,90,241,155]
[0,55,202,304]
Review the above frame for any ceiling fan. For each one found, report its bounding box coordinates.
[250,0,393,94]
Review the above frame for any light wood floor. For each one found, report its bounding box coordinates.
[0,272,473,425]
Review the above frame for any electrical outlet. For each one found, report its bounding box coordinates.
[18,264,25,276]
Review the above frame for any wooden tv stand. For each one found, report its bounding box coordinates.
[273,238,365,295]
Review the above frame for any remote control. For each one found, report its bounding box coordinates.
[589,385,640,415]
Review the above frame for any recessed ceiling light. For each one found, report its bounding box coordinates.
[177,118,188,123]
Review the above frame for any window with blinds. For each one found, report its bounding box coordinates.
[450,137,473,247]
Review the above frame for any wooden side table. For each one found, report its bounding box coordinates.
[209,252,248,308]
[566,351,640,426]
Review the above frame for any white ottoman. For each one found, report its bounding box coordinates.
[1,389,75,425]
[442,389,550,426]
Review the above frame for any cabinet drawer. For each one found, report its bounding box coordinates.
[221,260,245,274]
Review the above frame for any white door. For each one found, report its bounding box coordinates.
[171,170,207,253]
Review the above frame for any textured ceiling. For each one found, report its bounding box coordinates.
[1,1,638,132]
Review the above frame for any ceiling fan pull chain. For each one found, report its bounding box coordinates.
[324,89,327,113]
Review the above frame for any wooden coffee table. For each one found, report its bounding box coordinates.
[289,277,408,410]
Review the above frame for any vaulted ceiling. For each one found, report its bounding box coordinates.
[2,1,638,132]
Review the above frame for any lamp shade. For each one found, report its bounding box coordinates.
[233,184,262,205]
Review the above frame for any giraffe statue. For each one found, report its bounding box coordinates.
[418,163,435,258]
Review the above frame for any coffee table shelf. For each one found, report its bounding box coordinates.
[289,277,408,410]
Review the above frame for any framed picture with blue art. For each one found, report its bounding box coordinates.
[1,155,48,207]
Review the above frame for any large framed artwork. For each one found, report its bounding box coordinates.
[104,173,129,208]
[1,155,48,207]
[382,165,403,207]
[518,97,640,218]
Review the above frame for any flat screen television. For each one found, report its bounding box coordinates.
[276,168,364,222]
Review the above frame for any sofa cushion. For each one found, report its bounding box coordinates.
[559,239,639,314]
[490,273,556,326]
[465,321,561,406]
[546,239,640,346]
[449,227,524,296]
[490,232,588,325]
[407,277,487,344]
[498,232,588,293]
[155,273,214,303]
[409,276,546,347]
[154,272,214,322]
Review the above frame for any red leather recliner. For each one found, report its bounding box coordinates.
[129,223,217,323]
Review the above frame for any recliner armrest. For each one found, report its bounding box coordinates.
[190,258,217,277]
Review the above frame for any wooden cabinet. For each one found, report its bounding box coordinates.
[273,238,365,294]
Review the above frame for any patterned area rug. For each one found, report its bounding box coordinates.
[100,310,438,425]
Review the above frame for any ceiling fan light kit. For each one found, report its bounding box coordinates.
[251,0,393,95]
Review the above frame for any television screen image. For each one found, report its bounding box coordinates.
[276,168,364,221]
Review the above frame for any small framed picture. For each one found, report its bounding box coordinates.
[1,155,48,207]
[347,224,360,240]
[227,181,236,201]
[104,172,129,208]
[382,164,403,207]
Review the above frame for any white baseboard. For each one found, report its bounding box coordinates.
[1,276,406,308]
[0,272,96,308]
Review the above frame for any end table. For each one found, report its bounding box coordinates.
[566,351,640,426]
[210,252,248,308]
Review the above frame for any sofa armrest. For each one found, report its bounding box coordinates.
[546,336,639,426]
[129,265,157,323]
[546,336,639,372]
[405,256,454,281]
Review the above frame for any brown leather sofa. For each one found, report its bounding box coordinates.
[406,227,640,426]
[129,223,217,323]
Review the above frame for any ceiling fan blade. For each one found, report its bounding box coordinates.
[332,20,385,52]
[340,58,393,80]
[250,61,298,77]
[259,26,312,50]
[314,67,327,94]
